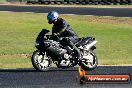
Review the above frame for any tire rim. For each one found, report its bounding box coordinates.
[82,52,97,68]
[34,53,50,70]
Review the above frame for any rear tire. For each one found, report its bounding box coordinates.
[56,1,61,5]
[69,2,74,4]
[79,51,98,71]
[64,2,68,4]
[50,2,55,5]
[82,2,86,5]
[44,1,49,5]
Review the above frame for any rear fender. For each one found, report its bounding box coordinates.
[77,36,95,47]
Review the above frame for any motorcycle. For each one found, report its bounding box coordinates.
[31,29,98,71]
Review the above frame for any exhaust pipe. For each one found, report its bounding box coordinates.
[85,41,97,50]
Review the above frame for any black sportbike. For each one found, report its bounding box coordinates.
[31,29,98,71]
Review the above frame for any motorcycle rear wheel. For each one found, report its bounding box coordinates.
[79,51,98,71]
[31,50,52,72]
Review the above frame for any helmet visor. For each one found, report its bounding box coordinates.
[47,15,55,23]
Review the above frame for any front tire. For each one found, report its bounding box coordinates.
[79,51,98,71]
[31,50,52,72]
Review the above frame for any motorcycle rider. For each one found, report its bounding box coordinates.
[47,11,78,44]
[47,11,80,66]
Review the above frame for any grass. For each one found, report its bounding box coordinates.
[0,55,31,68]
[0,0,7,3]
[0,11,132,68]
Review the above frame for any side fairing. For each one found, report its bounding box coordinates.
[44,40,67,56]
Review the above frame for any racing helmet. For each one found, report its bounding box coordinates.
[47,11,59,24]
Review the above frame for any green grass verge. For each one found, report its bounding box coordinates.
[0,0,7,3]
[0,56,32,68]
[0,11,132,68]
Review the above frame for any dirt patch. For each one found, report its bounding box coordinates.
[0,54,31,58]
[90,16,132,25]
[63,15,132,25]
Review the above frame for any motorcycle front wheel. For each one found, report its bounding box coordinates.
[31,50,52,72]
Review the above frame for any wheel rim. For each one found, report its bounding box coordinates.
[34,52,50,70]
[82,52,97,68]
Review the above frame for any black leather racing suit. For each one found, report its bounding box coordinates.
[52,18,78,45]
[52,18,81,62]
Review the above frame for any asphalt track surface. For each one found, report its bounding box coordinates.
[0,66,131,88]
[0,5,132,17]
